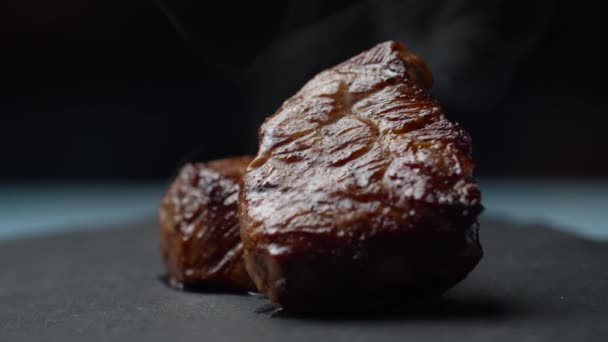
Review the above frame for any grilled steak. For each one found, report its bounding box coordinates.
[160,156,254,290]
[240,41,482,308]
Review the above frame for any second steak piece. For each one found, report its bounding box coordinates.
[240,41,483,308]
[159,156,254,290]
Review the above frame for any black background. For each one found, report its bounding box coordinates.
[2,0,607,180]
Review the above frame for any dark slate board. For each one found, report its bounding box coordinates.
[1,217,607,341]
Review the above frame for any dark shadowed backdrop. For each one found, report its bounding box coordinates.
[1,0,607,180]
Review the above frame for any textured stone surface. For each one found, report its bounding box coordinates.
[1,217,607,341]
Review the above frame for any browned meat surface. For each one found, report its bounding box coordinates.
[240,41,483,308]
[159,156,254,290]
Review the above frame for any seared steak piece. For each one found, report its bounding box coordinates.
[160,156,254,290]
[240,41,482,308]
